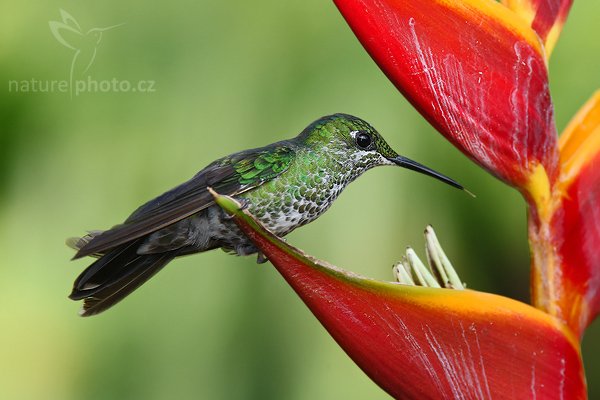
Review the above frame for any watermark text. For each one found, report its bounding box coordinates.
[8,77,156,96]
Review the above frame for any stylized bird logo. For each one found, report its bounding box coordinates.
[49,9,123,94]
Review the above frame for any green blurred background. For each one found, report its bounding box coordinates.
[1,1,598,399]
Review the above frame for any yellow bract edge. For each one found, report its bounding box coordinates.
[438,0,544,60]
[559,90,600,187]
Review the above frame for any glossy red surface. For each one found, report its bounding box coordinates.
[221,197,587,399]
[334,0,559,188]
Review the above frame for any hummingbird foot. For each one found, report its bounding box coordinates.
[255,237,286,264]
[223,197,250,220]
[256,252,269,264]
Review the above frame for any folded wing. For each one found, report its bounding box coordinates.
[73,143,296,258]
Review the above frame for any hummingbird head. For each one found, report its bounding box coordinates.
[299,114,467,192]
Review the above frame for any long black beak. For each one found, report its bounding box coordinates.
[389,155,473,196]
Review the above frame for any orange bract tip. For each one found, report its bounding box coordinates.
[559,91,600,186]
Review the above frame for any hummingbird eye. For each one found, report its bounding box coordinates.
[355,132,372,149]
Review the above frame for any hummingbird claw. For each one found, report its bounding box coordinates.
[222,213,235,221]
[256,252,269,264]
[238,198,250,211]
[222,198,250,220]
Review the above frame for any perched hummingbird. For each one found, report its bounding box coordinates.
[69,114,466,316]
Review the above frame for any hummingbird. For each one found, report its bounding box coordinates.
[68,114,467,316]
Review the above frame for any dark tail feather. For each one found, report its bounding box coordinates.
[70,240,177,317]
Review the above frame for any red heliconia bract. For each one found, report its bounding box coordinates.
[213,193,587,400]
[334,0,560,190]
[532,92,600,337]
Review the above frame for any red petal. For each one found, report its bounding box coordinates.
[530,91,600,337]
[334,0,559,190]
[501,0,573,56]
[213,192,587,399]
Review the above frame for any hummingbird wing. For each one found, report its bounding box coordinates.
[73,143,296,259]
